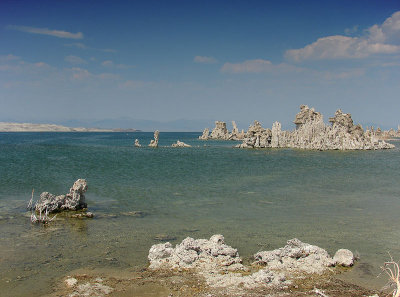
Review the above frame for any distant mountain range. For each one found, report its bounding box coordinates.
[57,118,216,132]
[0,122,140,132]
[1,118,393,133]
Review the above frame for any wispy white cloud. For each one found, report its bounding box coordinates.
[381,61,400,67]
[64,43,117,53]
[221,59,305,74]
[8,25,83,39]
[69,67,91,80]
[118,80,149,89]
[0,54,20,62]
[323,68,366,80]
[65,42,87,49]
[64,55,87,65]
[101,60,134,69]
[0,55,53,74]
[101,48,117,53]
[0,54,123,88]
[285,11,400,62]
[194,56,218,64]
[344,25,359,35]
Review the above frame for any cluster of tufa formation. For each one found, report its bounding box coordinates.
[135,131,193,148]
[200,121,245,141]
[372,126,400,139]
[148,235,354,292]
[148,130,160,147]
[237,105,394,150]
[35,179,88,213]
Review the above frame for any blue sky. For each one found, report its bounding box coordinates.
[1,0,400,130]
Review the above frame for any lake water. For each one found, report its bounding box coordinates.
[1,132,399,296]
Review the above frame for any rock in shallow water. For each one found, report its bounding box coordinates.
[333,249,354,267]
[171,140,191,147]
[148,235,356,291]
[253,238,335,274]
[35,179,88,213]
[148,130,159,147]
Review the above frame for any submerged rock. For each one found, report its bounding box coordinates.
[171,140,191,147]
[70,212,94,219]
[148,130,159,147]
[69,281,113,297]
[153,234,177,242]
[35,179,88,213]
[238,105,395,150]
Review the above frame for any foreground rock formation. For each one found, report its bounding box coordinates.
[237,105,394,150]
[199,121,245,141]
[35,179,88,213]
[148,234,354,293]
[148,130,160,147]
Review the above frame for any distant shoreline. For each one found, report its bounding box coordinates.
[0,122,141,132]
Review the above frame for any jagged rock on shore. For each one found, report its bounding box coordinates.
[237,105,395,150]
[253,238,336,274]
[148,235,355,292]
[35,179,88,213]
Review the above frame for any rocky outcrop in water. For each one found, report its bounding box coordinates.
[333,249,355,267]
[148,130,159,147]
[35,179,88,213]
[237,105,395,150]
[209,121,230,140]
[200,121,245,141]
[171,140,191,147]
[238,120,271,148]
[228,121,245,140]
[148,235,354,292]
[148,234,288,290]
[199,128,210,140]
[253,238,354,274]
[148,234,243,271]
[375,126,400,139]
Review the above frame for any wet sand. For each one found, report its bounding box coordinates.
[45,266,381,297]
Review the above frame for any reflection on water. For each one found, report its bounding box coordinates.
[0,132,400,296]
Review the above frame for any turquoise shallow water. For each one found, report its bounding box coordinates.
[1,132,400,296]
